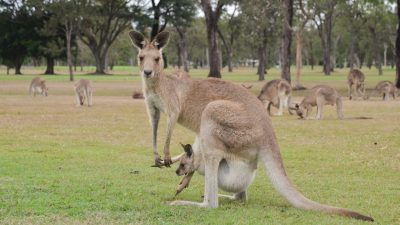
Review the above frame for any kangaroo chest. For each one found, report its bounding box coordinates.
[145,92,165,113]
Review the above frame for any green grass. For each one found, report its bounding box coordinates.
[0,66,399,224]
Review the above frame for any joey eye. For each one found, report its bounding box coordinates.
[155,57,160,63]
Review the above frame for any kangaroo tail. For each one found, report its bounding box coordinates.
[260,148,373,221]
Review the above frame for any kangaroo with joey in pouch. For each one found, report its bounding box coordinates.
[257,79,292,116]
[128,30,373,221]
[29,77,48,97]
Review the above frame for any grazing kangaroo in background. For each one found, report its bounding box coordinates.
[364,80,397,101]
[29,77,48,96]
[129,31,373,221]
[291,85,344,120]
[257,79,292,116]
[348,69,365,100]
[74,79,93,107]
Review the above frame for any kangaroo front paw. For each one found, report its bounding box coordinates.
[163,155,172,167]
[152,156,164,168]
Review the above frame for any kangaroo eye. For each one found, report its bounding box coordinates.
[139,56,144,62]
[155,57,160,63]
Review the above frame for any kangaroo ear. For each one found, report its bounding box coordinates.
[129,30,147,49]
[152,31,170,49]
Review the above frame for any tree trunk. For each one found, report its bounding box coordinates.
[177,41,182,69]
[66,22,74,81]
[227,50,233,72]
[309,39,314,70]
[370,27,383,75]
[349,34,356,69]
[15,62,22,75]
[176,27,189,72]
[332,35,341,71]
[44,57,55,75]
[396,0,400,88]
[206,22,221,78]
[201,0,223,78]
[281,0,293,82]
[383,43,387,67]
[295,31,302,86]
[257,45,266,81]
[322,33,332,75]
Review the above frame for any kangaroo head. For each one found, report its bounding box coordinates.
[175,143,195,176]
[289,103,305,119]
[129,31,170,79]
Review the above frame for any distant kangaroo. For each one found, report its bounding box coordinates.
[291,85,344,120]
[348,69,365,100]
[364,80,397,101]
[29,77,48,97]
[74,79,93,107]
[128,31,373,221]
[257,79,292,116]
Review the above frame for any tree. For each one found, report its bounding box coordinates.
[281,0,293,82]
[311,0,339,75]
[78,0,138,74]
[218,3,242,72]
[0,1,41,74]
[291,0,313,89]
[201,0,226,78]
[241,0,279,81]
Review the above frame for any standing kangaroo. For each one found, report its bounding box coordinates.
[74,79,93,107]
[29,77,48,96]
[129,31,373,221]
[257,79,292,116]
[291,85,344,120]
[348,69,365,100]
[364,80,397,101]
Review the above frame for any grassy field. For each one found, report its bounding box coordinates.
[0,66,399,225]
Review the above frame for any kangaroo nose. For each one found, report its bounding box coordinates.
[144,70,152,76]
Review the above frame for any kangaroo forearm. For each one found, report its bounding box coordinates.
[149,107,160,157]
[163,115,177,157]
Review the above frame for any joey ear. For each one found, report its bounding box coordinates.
[152,31,170,49]
[129,30,147,49]
[180,143,193,157]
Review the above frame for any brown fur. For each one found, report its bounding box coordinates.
[241,84,253,89]
[365,80,397,100]
[258,79,292,116]
[29,77,48,97]
[292,85,344,120]
[128,31,373,221]
[348,69,365,100]
[74,79,93,107]
[171,69,190,79]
